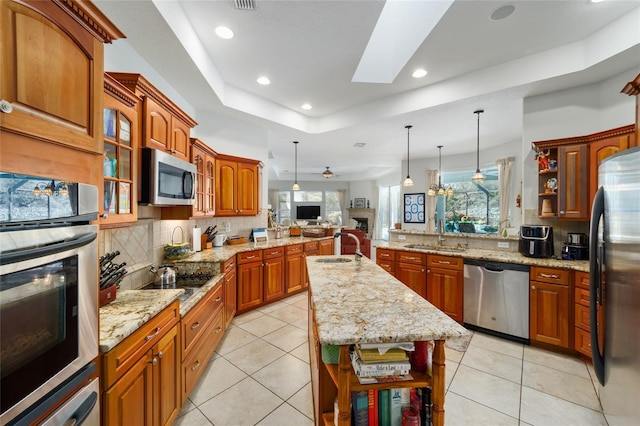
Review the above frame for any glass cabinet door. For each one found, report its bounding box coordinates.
[103,108,134,218]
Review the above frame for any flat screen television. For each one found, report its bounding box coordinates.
[296,205,321,220]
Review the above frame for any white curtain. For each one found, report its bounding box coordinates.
[426,170,438,232]
[496,157,515,234]
[337,189,346,226]
[268,189,279,211]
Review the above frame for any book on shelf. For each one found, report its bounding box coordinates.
[356,346,409,363]
[351,390,368,426]
[356,373,414,385]
[368,389,378,426]
[379,389,390,426]
[351,348,411,377]
[389,388,403,426]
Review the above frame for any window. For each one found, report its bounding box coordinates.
[324,191,341,224]
[440,167,500,234]
[378,185,401,240]
[277,191,291,223]
[279,190,342,224]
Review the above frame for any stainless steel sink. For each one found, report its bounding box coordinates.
[404,244,466,253]
[315,257,353,263]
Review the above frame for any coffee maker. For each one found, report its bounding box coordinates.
[562,232,589,260]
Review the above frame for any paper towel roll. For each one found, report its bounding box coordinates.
[192,227,201,252]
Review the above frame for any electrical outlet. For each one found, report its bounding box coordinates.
[398,235,406,240]
[498,242,509,249]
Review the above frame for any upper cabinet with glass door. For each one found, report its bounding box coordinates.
[101,74,140,226]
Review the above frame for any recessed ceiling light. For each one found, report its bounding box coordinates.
[257,76,270,85]
[301,104,312,110]
[591,0,605,3]
[215,26,234,39]
[490,4,515,21]
[412,69,428,78]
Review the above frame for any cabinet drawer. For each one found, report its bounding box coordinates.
[575,286,590,307]
[376,248,396,262]
[223,256,236,273]
[263,246,284,259]
[102,301,180,389]
[530,267,570,285]
[182,284,223,357]
[182,309,224,400]
[575,302,590,330]
[237,250,263,264]
[397,251,426,265]
[286,243,303,255]
[304,241,319,251]
[575,327,592,358]
[427,254,463,270]
[574,271,589,290]
[377,261,395,274]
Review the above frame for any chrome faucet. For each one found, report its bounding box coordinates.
[334,232,363,263]
[437,219,446,246]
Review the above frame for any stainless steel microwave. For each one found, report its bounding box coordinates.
[140,147,196,206]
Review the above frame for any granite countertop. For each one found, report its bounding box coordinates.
[99,290,183,352]
[375,241,589,273]
[307,255,468,346]
[173,235,335,263]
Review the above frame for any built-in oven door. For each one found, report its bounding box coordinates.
[39,377,100,426]
[0,224,98,425]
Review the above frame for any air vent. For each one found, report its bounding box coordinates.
[234,0,256,10]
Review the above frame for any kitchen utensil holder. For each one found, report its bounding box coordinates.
[99,284,117,307]
[201,233,212,249]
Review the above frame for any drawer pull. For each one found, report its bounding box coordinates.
[246,255,256,259]
[270,251,279,255]
[145,327,161,341]
[215,327,222,334]
[406,257,417,260]
[191,360,201,371]
[540,273,559,279]
[191,322,200,330]
[215,297,222,302]
[531,285,536,290]
[437,261,451,265]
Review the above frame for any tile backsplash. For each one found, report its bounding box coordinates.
[100,208,268,291]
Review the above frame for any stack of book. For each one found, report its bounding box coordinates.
[350,344,413,385]
[351,387,433,426]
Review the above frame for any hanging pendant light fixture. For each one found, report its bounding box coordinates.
[322,166,334,179]
[472,109,485,183]
[428,146,454,197]
[403,125,414,187]
[292,141,300,191]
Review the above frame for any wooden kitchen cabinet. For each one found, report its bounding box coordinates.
[237,250,264,312]
[101,73,140,226]
[303,241,320,289]
[318,238,334,255]
[396,251,427,299]
[376,248,396,275]
[107,73,197,163]
[264,247,285,303]
[215,154,262,216]
[557,144,589,220]
[285,244,304,294]
[574,270,604,359]
[102,301,181,426]
[621,73,640,147]
[0,0,122,154]
[427,255,464,323]
[223,257,237,329]
[529,267,571,348]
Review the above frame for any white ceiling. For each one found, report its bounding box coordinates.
[95,0,640,183]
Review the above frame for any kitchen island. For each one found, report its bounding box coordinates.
[307,255,468,426]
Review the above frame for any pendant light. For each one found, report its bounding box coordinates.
[292,141,300,191]
[403,125,414,187]
[322,166,334,179]
[472,109,485,183]
[428,146,454,197]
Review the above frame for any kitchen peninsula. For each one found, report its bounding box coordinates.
[306,255,468,426]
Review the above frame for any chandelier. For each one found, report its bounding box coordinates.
[472,109,485,182]
[322,166,334,178]
[292,141,300,191]
[33,180,69,197]
[428,146,453,197]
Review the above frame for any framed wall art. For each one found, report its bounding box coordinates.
[404,193,425,223]
[354,198,366,208]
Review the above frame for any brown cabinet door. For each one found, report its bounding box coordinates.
[237,261,263,312]
[318,239,334,255]
[144,96,172,153]
[215,158,238,216]
[427,266,464,323]
[589,135,631,211]
[0,0,104,153]
[223,268,237,328]
[171,118,190,162]
[530,281,570,348]
[205,156,216,216]
[286,252,304,293]
[155,325,180,426]
[104,351,153,426]
[264,255,285,302]
[191,144,207,217]
[237,161,259,215]
[396,262,427,299]
[558,144,589,220]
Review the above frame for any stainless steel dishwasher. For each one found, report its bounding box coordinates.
[463,259,530,343]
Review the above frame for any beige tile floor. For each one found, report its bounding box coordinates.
[174,291,605,425]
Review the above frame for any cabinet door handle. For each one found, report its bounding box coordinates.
[191,322,200,330]
[191,360,201,371]
[150,357,158,365]
[422,268,426,272]
[215,296,222,302]
[0,100,13,113]
[531,285,536,290]
[540,273,559,279]
[157,351,163,359]
[145,327,161,341]
[215,327,222,334]
[559,211,565,215]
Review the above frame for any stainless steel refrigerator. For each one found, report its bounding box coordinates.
[590,146,640,426]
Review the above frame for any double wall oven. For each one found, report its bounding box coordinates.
[0,172,100,425]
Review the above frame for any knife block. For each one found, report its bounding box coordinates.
[99,284,117,307]
[201,234,212,249]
